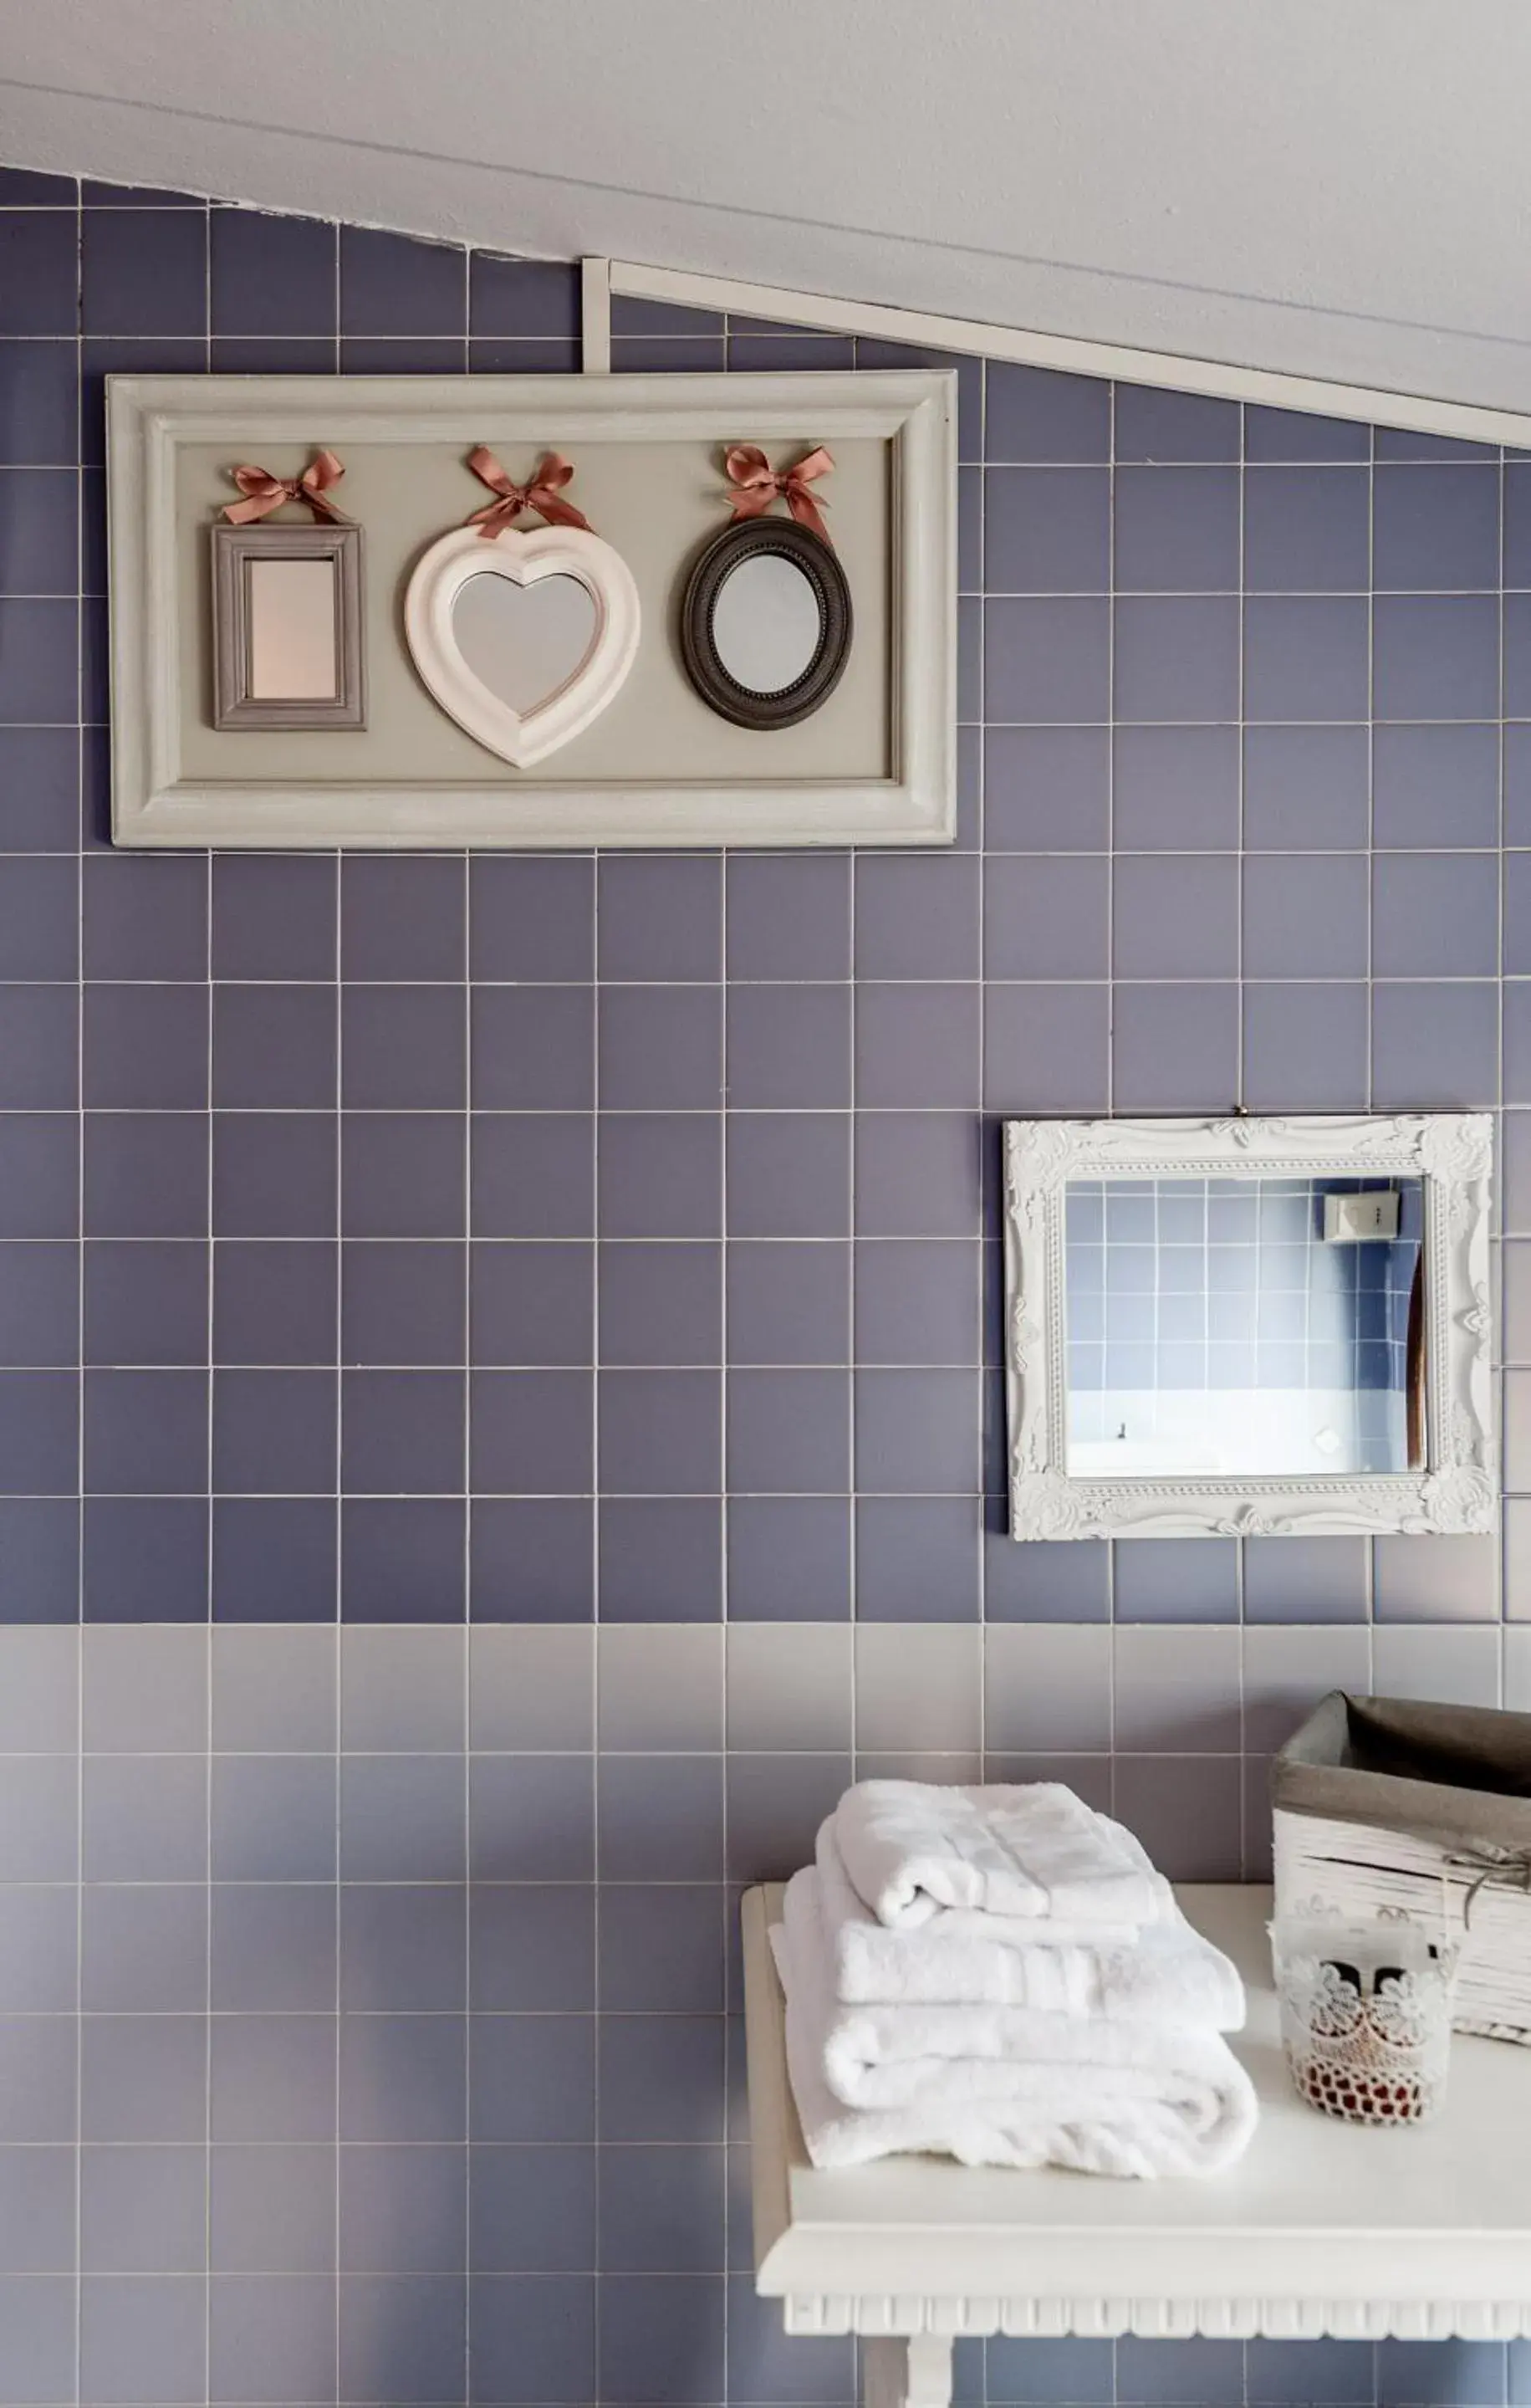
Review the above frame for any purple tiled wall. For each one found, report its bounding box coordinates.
[0,167,1528,2408]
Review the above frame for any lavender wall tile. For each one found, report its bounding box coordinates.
[212,856,335,980]
[855,983,980,1108]
[341,856,463,981]
[471,1369,591,1495]
[1115,597,1239,721]
[0,345,76,469]
[477,1113,594,1238]
[597,855,721,981]
[471,856,594,981]
[1374,980,1498,1107]
[472,984,591,1110]
[727,1495,850,1620]
[82,2274,206,2407]
[856,1240,979,1366]
[1114,856,1238,978]
[1243,983,1370,1110]
[985,363,1109,463]
[854,1112,980,1238]
[599,984,722,1109]
[727,1112,848,1237]
[1244,853,1370,978]
[471,1241,588,1367]
[1245,595,1370,721]
[1111,724,1239,850]
[855,1497,980,1620]
[212,984,335,1109]
[339,226,464,335]
[212,1497,336,1622]
[726,1752,850,1884]
[1243,464,1370,591]
[84,1367,205,1492]
[0,728,80,854]
[983,726,1110,850]
[0,467,77,595]
[727,1241,849,1365]
[81,208,206,334]
[213,1368,336,1494]
[1375,595,1501,719]
[1115,384,1238,463]
[84,1497,207,1621]
[984,854,1108,979]
[986,596,1110,723]
[1115,466,1239,591]
[598,1113,715,1238]
[210,208,336,336]
[1243,723,1370,850]
[598,1368,718,1494]
[1375,722,1500,848]
[0,987,73,1109]
[0,212,75,338]
[598,1240,718,1366]
[596,1497,722,1621]
[0,597,75,722]
[1246,406,1370,463]
[213,1240,334,1366]
[729,982,852,1107]
[727,853,850,980]
[984,1531,1110,1623]
[338,2015,463,2140]
[83,983,206,1109]
[1112,983,1238,1111]
[727,1368,849,1494]
[1375,851,1498,975]
[1374,463,1501,591]
[0,1240,76,1366]
[215,1113,334,1238]
[983,984,1110,1114]
[83,1239,198,1367]
[469,252,580,336]
[1114,1537,1239,1623]
[343,1113,462,1237]
[985,467,1110,593]
[344,1240,464,1365]
[345,983,467,1108]
[341,1497,465,1622]
[471,1497,593,1623]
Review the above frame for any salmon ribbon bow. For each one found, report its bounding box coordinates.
[222,449,350,525]
[466,446,592,538]
[724,443,834,545]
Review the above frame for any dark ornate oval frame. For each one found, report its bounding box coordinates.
[679,517,853,731]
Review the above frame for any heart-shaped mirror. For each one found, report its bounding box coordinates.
[680,518,852,731]
[405,524,640,768]
[452,570,598,716]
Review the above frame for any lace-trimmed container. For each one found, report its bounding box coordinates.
[1271,1904,1458,2124]
[1273,1693,1531,2046]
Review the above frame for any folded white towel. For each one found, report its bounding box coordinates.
[834,1779,1175,1933]
[773,1875,1258,2180]
[815,1823,1244,2030]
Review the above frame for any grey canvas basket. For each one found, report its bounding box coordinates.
[1272,1691,1531,2043]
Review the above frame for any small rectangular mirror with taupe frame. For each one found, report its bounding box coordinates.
[212,522,366,730]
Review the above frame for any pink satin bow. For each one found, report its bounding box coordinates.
[466,446,592,538]
[724,443,834,544]
[222,449,350,525]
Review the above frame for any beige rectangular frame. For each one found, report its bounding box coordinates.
[211,520,366,731]
[107,371,956,849]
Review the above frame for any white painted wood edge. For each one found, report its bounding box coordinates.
[610,257,1531,448]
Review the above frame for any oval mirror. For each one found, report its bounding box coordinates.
[680,519,853,731]
[452,570,596,716]
[710,551,824,695]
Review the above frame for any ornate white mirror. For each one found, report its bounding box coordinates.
[1003,1115,1495,1541]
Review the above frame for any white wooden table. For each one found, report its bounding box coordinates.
[742,1883,1531,2408]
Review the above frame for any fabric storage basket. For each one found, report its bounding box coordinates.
[1272,1692,1531,2045]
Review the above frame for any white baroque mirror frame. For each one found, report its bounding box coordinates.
[1003,1113,1496,1543]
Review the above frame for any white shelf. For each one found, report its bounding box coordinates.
[742,1883,1531,2406]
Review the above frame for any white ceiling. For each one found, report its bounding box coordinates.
[3,0,1529,410]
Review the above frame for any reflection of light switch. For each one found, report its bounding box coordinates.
[1322,1190,1401,1242]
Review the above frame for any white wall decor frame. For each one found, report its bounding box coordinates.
[106,371,955,850]
[1003,1114,1496,1543]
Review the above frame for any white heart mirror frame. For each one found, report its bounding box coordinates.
[404,522,641,768]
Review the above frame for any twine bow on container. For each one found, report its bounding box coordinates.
[222,448,350,524]
[1446,1843,1531,1929]
[724,443,834,544]
[465,447,592,537]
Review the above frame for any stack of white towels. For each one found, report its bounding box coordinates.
[773,1781,1258,2180]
